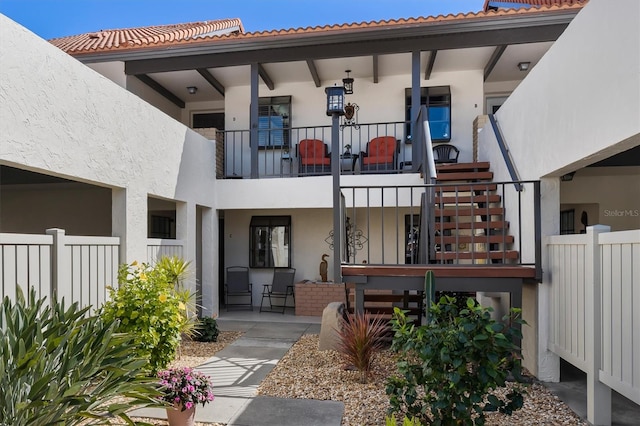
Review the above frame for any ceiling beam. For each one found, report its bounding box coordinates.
[134,74,185,108]
[124,24,570,75]
[258,64,274,90]
[196,68,225,97]
[306,60,321,87]
[484,44,507,81]
[372,55,379,84]
[424,50,437,80]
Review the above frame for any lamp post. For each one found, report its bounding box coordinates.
[325,86,345,284]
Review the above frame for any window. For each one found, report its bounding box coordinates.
[258,96,291,149]
[405,86,451,142]
[192,112,225,130]
[560,209,575,235]
[250,216,291,268]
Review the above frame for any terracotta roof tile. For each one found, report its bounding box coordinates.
[50,3,587,56]
[483,0,587,12]
[49,18,244,54]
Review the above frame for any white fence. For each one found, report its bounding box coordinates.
[147,238,185,264]
[1,228,120,311]
[547,225,640,424]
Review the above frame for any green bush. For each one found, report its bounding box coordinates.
[386,415,424,426]
[154,256,199,339]
[0,288,160,426]
[101,260,184,374]
[193,316,220,342]
[336,312,389,384]
[386,296,527,425]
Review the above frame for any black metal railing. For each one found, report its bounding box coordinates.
[340,180,541,272]
[219,121,415,178]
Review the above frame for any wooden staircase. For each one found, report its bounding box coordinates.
[432,161,518,264]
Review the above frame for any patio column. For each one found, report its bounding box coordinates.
[176,201,197,296]
[112,187,147,264]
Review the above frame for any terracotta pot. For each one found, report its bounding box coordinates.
[166,404,196,426]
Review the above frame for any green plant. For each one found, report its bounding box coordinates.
[386,296,526,425]
[193,316,220,342]
[0,288,161,426]
[386,415,424,426]
[157,367,214,410]
[155,256,199,339]
[101,260,184,374]
[336,312,389,383]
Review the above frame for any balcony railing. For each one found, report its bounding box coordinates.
[219,121,415,178]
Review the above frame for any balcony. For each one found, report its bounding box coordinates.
[219,121,417,179]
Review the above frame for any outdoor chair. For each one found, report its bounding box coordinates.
[260,268,296,313]
[359,136,399,173]
[433,144,459,164]
[225,266,253,310]
[297,139,331,175]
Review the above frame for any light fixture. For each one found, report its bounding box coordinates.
[342,69,354,95]
[187,86,198,94]
[561,171,576,181]
[325,85,345,116]
[517,62,531,72]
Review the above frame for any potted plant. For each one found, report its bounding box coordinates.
[158,367,215,426]
[344,144,352,155]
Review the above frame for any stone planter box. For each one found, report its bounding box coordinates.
[294,281,346,316]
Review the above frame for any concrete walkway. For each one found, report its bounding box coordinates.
[133,311,344,425]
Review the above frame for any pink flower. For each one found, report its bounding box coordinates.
[185,401,193,410]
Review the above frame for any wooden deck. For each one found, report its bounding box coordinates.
[342,264,537,280]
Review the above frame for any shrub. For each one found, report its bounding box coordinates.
[0,288,160,426]
[386,296,527,425]
[155,256,199,339]
[336,311,389,383]
[386,416,424,426]
[193,316,220,342]
[101,260,184,373]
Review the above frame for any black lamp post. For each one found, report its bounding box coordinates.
[325,85,345,284]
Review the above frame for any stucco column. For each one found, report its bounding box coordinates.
[199,206,216,316]
[112,187,147,264]
[176,201,197,296]
[536,177,561,382]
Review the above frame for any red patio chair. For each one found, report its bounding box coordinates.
[360,136,399,173]
[297,139,331,175]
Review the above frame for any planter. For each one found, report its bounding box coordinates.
[166,404,196,426]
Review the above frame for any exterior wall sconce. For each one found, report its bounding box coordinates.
[517,62,531,71]
[561,171,576,181]
[187,86,198,94]
[342,69,354,95]
[325,86,345,116]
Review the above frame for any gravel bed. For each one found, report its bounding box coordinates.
[258,334,587,426]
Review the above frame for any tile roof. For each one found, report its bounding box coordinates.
[49,19,244,54]
[50,2,587,56]
[483,0,587,11]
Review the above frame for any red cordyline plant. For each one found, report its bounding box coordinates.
[157,367,215,411]
[336,311,390,383]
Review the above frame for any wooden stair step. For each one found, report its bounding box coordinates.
[435,220,509,230]
[435,171,493,181]
[436,162,490,172]
[435,207,504,217]
[435,235,514,244]
[435,250,520,261]
[435,194,502,204]
[435,183,498,192]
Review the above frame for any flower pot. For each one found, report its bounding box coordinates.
[166,404,196,426]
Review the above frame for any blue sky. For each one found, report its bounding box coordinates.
[0,0,484,40]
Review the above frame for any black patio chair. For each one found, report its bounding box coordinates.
[260,268,296,313]
[225,266,253,310]
[433,144,459,164]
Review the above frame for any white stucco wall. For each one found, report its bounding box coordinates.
[476,0,640,382]
[487,0,640,180]
[0,15,220,313]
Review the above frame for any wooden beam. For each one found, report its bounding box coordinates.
[306,60,321,87]
[372,54,379,84]
[424,50,437,80]
[484,44,507,81]
[134,74,184,108]
[258,64,274,90]
[196,68,225,97]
